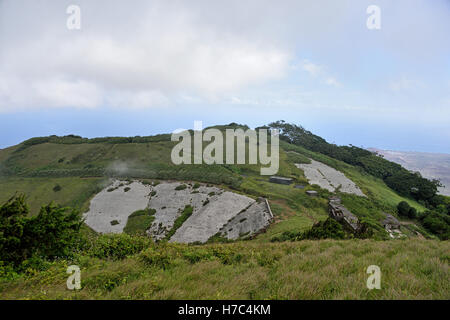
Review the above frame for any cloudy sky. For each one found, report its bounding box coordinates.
[0,0,449,152]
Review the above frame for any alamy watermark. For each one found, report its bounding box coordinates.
[65,5,380,32]
[66,265,81,290]
[366,265,381,289]
[171,121,279,175]
[66,5,81,30]
[366,5,381,30]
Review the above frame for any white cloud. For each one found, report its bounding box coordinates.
[0,1,290,112]
[325,77,341,87]
[0,0,448,116]
[301,60,323,77]
[106,90,170,109]
[32,78,102,109]
[298,59,342,87]
[389,76,423,92]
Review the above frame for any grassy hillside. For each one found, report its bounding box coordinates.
[0,128,448,300]
[0,177,106,215]
[0,130,429,237]
[0,239,448,299]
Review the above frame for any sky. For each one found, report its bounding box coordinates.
[0,0,449,153]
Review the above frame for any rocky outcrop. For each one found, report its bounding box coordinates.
[381,212,405,239]
[168,190,255,243]
[84,180,273,243]
[381,213,401,230]
[296,159,365,196]
[83,180,152,233]
[216,197,273,240]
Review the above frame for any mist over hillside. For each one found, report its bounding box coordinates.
[369,148,450,196]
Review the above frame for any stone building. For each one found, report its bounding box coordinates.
[328,197,362,233]
[269,176,293,185]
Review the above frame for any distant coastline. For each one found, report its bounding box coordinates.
[368,148,450,196]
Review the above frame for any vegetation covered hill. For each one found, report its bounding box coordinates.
[1,238,448,299]
[0,122,449,299]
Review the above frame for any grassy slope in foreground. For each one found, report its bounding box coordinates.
[0,239,448,300]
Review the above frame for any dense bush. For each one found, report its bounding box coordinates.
[398,200,450,239]
[165,205,193,240]
[397,201,411,217]
[398,201,419,219]
[408,207,418,219]
[17,134,172,151]
[270,230,302,242]
[139,246,176,269]
[29,168,105,178]
[175,184,187,190]
[0,195,82,269]
[300,218,347,240]
[87,233,152,260]
[123,208,156,235]
[271,218,347,242]
[420,211,450,240]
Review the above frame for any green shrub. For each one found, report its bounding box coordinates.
[301,218,347,240]
[0,261,20,280]
[181,248,213,264]
[124,208,156,235]
[83,270,128,291]
[87,234,152,260]
[271,218,346,242]
[124,187,131,192]
[397,201,411,217]
[165,205,193,240]
[271,230,302,242]
[28,168,105,178]
[408,207,418,219]
[175,184,187,191]
[139,247,174,270]
[53,184,62,192]
[421,211,450,240]
[210,246,242,265]
[0,195,82,268]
